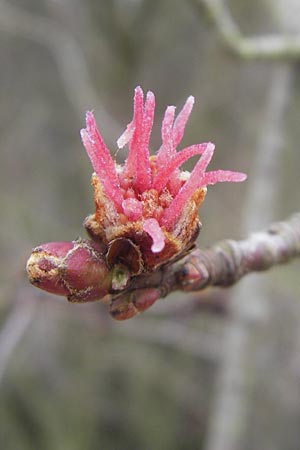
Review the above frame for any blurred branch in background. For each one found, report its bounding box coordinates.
[0,0,121,139]
[0,288,36,385]
[116,318,222,361]
[190,0,300,60]
[204,64,293,450]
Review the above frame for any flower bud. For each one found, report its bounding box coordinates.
[26,239,111,302]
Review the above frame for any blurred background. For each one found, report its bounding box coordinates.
[1,0,300,449]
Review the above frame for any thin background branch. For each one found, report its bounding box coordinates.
[0,0,121,140]
[190,0,300,59]
[0,291,36,384]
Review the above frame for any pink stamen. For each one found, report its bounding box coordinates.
[81,112,123,211]
[142,218,165,253]
[201,170,247,185]
[135,90,155,192]
[173,95,194,147]
[161,106,176,147]
[156,105,176,164]
[153,143,210,192]
[123,86,144,179]
[117,120,135,149]
[161,143,215,229]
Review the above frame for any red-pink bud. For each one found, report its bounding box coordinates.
[26,239,111,302]
[109,297,139,321]
[132,288,160,312]
[109,288,160,320]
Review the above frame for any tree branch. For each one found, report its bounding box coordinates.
[190,0,300,60]
[122,212,300,300]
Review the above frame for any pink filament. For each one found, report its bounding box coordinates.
[161,143,215,230]
[123,86,144,179]
[122,87,154,193]
[153,143,210,192]
[200,170,247,185]
[117,121,135,149]
[173,95,194,147]
[80,112,123,211]
[135,90,155,192]
[156,96,194,166]
[156,105,176,164]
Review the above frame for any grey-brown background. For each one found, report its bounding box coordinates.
[0,1,300,449]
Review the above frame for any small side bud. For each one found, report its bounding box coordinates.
[132,288,160,312]
[109,288,160,320]
[109,296,139,320]
[26,240,112,302]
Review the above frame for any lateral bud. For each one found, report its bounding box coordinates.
[109,288,160,320]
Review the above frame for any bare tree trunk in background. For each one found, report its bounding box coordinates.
[204,63,293,450]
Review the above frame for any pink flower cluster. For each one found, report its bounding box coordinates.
[27,86,247,316]
[81,86,246,255]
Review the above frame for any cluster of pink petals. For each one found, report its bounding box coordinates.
[81,86,246,253]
